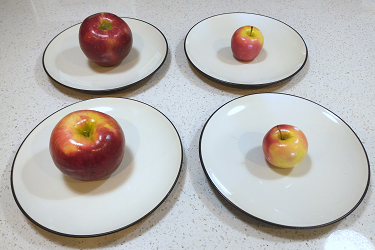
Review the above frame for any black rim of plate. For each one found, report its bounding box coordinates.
[199,92,370,229]
[42,17,168,94]
[10,97,183,238]
[184,13,308,88]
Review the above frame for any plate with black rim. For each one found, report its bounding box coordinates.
[43,18,168,93]
[184,13,308,87]
[11,97,182,237]
[199,93,369,228]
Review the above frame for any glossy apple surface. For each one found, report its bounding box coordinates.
[231,25,264,61]
[49,110,125,181]
[262,124,308,168]
[79,12,133,66]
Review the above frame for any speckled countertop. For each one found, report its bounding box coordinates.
[1,0,375,249]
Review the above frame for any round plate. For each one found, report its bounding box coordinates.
[11,98,182,237]
[184,13,308,87]
[42,18,168,92]
[199,93,369,228]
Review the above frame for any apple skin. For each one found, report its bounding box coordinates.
[49,110,125,181]
[262,124,308,168]
[231,25,264,61]
[79,12,133,67]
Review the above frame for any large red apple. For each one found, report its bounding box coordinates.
[49,110,125,181]
[262,124,308,168]
[79,12,133,67]
[231,25,264,61]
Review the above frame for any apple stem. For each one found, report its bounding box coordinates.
[99,21,112,31]
[277,125,283,140]
[83,130,90,137]
[250,26,253,36]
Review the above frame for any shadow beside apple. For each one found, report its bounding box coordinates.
[216,46,268,65]
[22,145,134,199]
[63,144,134,194]
[55,32,143,76]
[87,47,141,74]
[213,37,267,65]
[237,131,311,180]
[245,146,312,180]
[56,46,140,75]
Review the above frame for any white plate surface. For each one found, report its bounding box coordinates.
[184,13,307,86]
[11,98,182,237]
[200,93,369,228]
[43,18,168,92]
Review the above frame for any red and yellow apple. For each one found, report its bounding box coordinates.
[49,110,125,181]
[231,25,264,61]
[79,12,133,66]
[262,124,308,168]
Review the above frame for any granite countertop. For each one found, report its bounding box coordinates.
[1,0,375,249]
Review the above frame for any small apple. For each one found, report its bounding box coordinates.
[49,110,125,181]
[79,12,133,66]
[262,124,308,168]
[231,25,264,61]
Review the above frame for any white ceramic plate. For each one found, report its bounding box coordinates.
[11,98,182,237]
[184,13,308,86]
[200,93,369,228]
[43,18,168,92]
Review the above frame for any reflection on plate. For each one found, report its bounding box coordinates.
[184,13,308,87]
[11,98,182,237]
[43,18,168,92]
[199,93,369,228]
